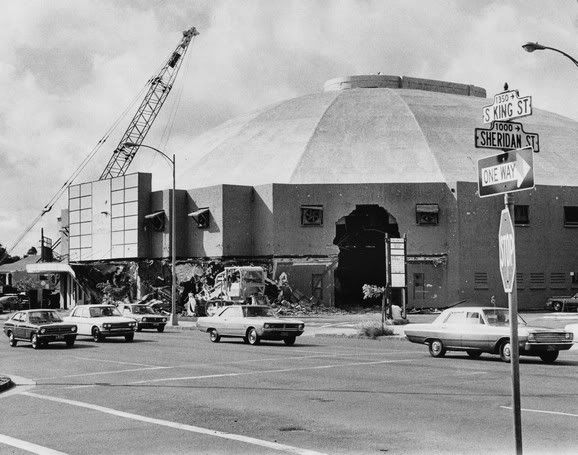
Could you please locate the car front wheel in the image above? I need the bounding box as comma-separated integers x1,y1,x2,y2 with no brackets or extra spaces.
8,332,17,347
428,339,446,358
209,329,220,343
66,337,75,348
92,327,103,342
31,333,41,350
157,325,165,333
247,328,260,346
539,351,559,363
499,341,511,362
125,333,134,342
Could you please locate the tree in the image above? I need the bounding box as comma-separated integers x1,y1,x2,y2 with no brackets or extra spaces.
26,246,38,256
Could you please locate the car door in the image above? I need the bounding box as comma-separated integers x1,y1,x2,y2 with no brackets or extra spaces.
461,311,488,350
9,312,24,338
215,307,235,336
227,307,245,336
437,310,467,348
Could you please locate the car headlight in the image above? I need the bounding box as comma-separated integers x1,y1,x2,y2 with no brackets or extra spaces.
71,326,77,333
161,318,166,323
129,322,135,327
566,333,573,340
264,323,271,329
299,324,304,330
527,333,536,342
103,323,111,329
39,328,46,334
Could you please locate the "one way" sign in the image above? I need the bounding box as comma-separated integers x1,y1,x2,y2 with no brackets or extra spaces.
477,147,534,198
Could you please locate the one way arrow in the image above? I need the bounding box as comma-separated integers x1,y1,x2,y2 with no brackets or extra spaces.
515,154,531,187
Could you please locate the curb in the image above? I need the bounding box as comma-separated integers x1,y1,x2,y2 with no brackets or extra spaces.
0,376,14,393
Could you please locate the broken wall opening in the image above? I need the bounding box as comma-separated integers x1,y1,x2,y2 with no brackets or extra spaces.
333,204,400,309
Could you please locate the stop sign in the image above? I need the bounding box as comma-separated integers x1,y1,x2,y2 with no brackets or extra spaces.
498,208,516,293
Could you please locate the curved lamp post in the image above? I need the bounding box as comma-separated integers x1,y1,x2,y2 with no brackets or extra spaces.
522,42,578,67
124,142,178,326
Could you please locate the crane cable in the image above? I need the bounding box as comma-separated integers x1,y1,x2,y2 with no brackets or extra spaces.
6,79,152,254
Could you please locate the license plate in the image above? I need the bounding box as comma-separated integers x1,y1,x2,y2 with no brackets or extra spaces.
55,335,65,340
279,332,288,337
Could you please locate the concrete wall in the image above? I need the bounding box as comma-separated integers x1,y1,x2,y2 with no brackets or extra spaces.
457,181,578,310
222,185,253,256
185,185,224,258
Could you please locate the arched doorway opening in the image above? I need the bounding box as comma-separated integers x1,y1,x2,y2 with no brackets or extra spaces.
333,204,400,310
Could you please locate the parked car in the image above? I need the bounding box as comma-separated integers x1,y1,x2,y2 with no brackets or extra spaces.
196,305,305,345
0,294,29,312
120,303,167,332
63,304,136,342
404,306,573,363
564,323,578,341
545,293,578,312
3,309,77,349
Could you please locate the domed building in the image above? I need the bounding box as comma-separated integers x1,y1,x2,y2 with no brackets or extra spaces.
62,74,578,311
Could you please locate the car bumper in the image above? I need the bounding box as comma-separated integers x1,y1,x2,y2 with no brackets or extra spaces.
260,329,304,340
100,329,135,337
523,342,573,353
138,322,166,329
39,334,76,342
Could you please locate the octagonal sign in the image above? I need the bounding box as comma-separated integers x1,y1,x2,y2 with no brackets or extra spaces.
499,208,516,293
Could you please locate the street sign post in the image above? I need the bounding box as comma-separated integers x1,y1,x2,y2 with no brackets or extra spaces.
477,146,534,198
475,121,539,152
482,90,532,124
499,208,516,293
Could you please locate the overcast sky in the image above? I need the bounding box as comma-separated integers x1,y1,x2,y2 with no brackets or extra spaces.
1,0,576,256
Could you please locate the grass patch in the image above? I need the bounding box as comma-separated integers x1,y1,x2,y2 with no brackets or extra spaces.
358,320,395,339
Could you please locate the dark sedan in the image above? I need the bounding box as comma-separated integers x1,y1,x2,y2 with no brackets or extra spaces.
3,309,78,349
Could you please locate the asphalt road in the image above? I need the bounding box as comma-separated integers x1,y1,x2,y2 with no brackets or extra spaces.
1,314,577,455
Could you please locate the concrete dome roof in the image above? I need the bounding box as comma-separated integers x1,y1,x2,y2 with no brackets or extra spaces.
179,75,578,190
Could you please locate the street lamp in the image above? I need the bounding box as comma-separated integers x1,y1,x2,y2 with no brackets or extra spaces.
124,142,178,326
522,42,578,67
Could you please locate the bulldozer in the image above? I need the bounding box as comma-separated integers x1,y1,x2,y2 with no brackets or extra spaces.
195,266,268,316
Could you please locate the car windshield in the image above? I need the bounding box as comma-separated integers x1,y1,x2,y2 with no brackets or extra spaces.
89,306,121,317
28,311,63,324
483,309,526,326
131,306,155,314
244,306,275,318
241,269,264,283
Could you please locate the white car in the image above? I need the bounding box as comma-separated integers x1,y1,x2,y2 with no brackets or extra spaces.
64,304,136,342
564,323,578,342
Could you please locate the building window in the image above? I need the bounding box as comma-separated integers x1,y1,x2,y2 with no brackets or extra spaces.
549,272,566,289
416,204,439,226
514,205,529,225
564,206,578,227
474,272,488,289
529,272,546,289
301,205,323,226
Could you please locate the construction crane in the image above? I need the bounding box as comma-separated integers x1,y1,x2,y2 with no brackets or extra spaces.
99,26,199,180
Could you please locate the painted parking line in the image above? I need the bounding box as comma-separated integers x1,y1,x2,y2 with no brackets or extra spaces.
0,434,68,455
67,355,161,367
36,366,172,381
500,406,578,418
130,358,416,385
21,391,327,455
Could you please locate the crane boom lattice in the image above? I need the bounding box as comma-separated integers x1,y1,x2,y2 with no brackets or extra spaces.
99,26,198,180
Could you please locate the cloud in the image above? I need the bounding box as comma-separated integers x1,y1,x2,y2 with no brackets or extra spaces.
0,0,576,254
